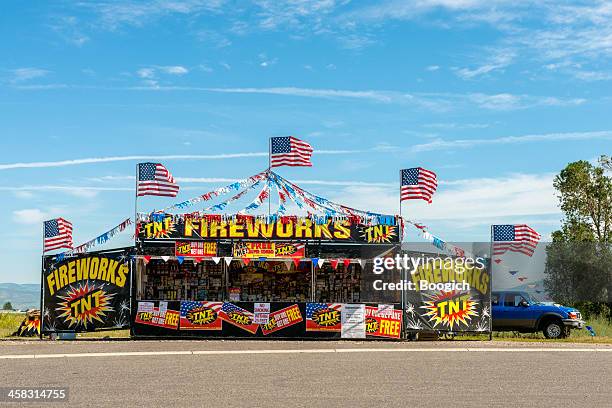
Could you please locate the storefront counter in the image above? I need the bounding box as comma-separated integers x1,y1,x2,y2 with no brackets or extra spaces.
132,300,403,340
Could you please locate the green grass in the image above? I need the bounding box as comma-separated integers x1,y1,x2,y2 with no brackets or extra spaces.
0,312,25,337
456,316,612,344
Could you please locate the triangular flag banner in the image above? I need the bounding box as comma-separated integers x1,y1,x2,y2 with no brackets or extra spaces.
343,259,351,268
293,258,300,268
143,256,151,264
317,258,325,268
161,256,170,262
177,256,184,264
212,257,221,265
311,258,319,267
494,259,502,264
284,260,293,270
330,259,339,269
224,257,233,266
359,259,367,269
194,257,203,265
242,258,250,266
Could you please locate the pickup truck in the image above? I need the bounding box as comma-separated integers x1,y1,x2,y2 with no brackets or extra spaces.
492,291,584,339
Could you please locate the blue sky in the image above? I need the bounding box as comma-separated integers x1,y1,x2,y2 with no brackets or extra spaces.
1,1,611,283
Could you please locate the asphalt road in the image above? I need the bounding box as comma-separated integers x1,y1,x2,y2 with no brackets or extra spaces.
1,340,611,408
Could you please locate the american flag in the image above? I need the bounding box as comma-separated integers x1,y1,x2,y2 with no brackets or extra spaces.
493,224,541,257
43,218,73,252
270,136,313,168
137,162,179,197
400,167,438,203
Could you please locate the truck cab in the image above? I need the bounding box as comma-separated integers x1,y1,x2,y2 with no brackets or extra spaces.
492,291,584,339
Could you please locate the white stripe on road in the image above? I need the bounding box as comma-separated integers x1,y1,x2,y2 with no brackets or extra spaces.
0,347,610,360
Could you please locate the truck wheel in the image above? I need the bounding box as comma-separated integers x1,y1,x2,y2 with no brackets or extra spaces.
543,320,564,339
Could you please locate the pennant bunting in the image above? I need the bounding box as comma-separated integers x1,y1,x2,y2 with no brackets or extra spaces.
212,257,221,265
162,171,268,212
224,257,233,266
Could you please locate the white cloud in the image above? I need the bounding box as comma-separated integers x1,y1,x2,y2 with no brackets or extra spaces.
10,68,49,83
13,191,35,199
202,86,399,102
426,65,440,71
326,172,559,223
13,209,50,225
136,66,188,81
454,49,516,79
137,68,155,79
412,130,612,152
80,0,226,30
158,65,189,75
0,149,360,171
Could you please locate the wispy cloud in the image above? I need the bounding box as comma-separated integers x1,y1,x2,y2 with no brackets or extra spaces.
9,68,49,83
0,149,361,171
412,130,612,152
454,48,516,79
79,0,226,30
201,87,398,102
13,209,52,225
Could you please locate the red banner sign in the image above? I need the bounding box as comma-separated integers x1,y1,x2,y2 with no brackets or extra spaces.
179,301,222,330
135,302,179,330
365,306,402,339
261,304,303,335
175,241,217,257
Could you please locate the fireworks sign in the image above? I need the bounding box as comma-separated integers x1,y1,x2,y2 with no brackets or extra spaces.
404,257,491,333
140,216,399,244
42,252,132,333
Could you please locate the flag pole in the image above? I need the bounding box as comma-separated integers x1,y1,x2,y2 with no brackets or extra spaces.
135,163,139,248
268,138,271,217
39,221,45,340
489,224,494,341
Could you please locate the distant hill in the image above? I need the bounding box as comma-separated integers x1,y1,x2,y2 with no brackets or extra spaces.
0,283,40,310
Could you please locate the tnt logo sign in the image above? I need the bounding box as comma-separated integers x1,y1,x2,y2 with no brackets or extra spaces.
361,225,397,243
56,283,114,328
421,292,478,330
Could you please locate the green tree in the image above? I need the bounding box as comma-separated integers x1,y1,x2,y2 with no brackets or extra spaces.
2,301,13,310
544,156,612,317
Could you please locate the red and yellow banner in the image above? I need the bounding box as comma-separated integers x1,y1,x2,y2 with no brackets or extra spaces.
175,241,217,257
232,242,305,259
179,301,222,330
135,302,179,330
365,306,402,339
261,304,303,335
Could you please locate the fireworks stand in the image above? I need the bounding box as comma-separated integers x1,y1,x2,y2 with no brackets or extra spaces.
40,170,491,340
131,212,405,339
